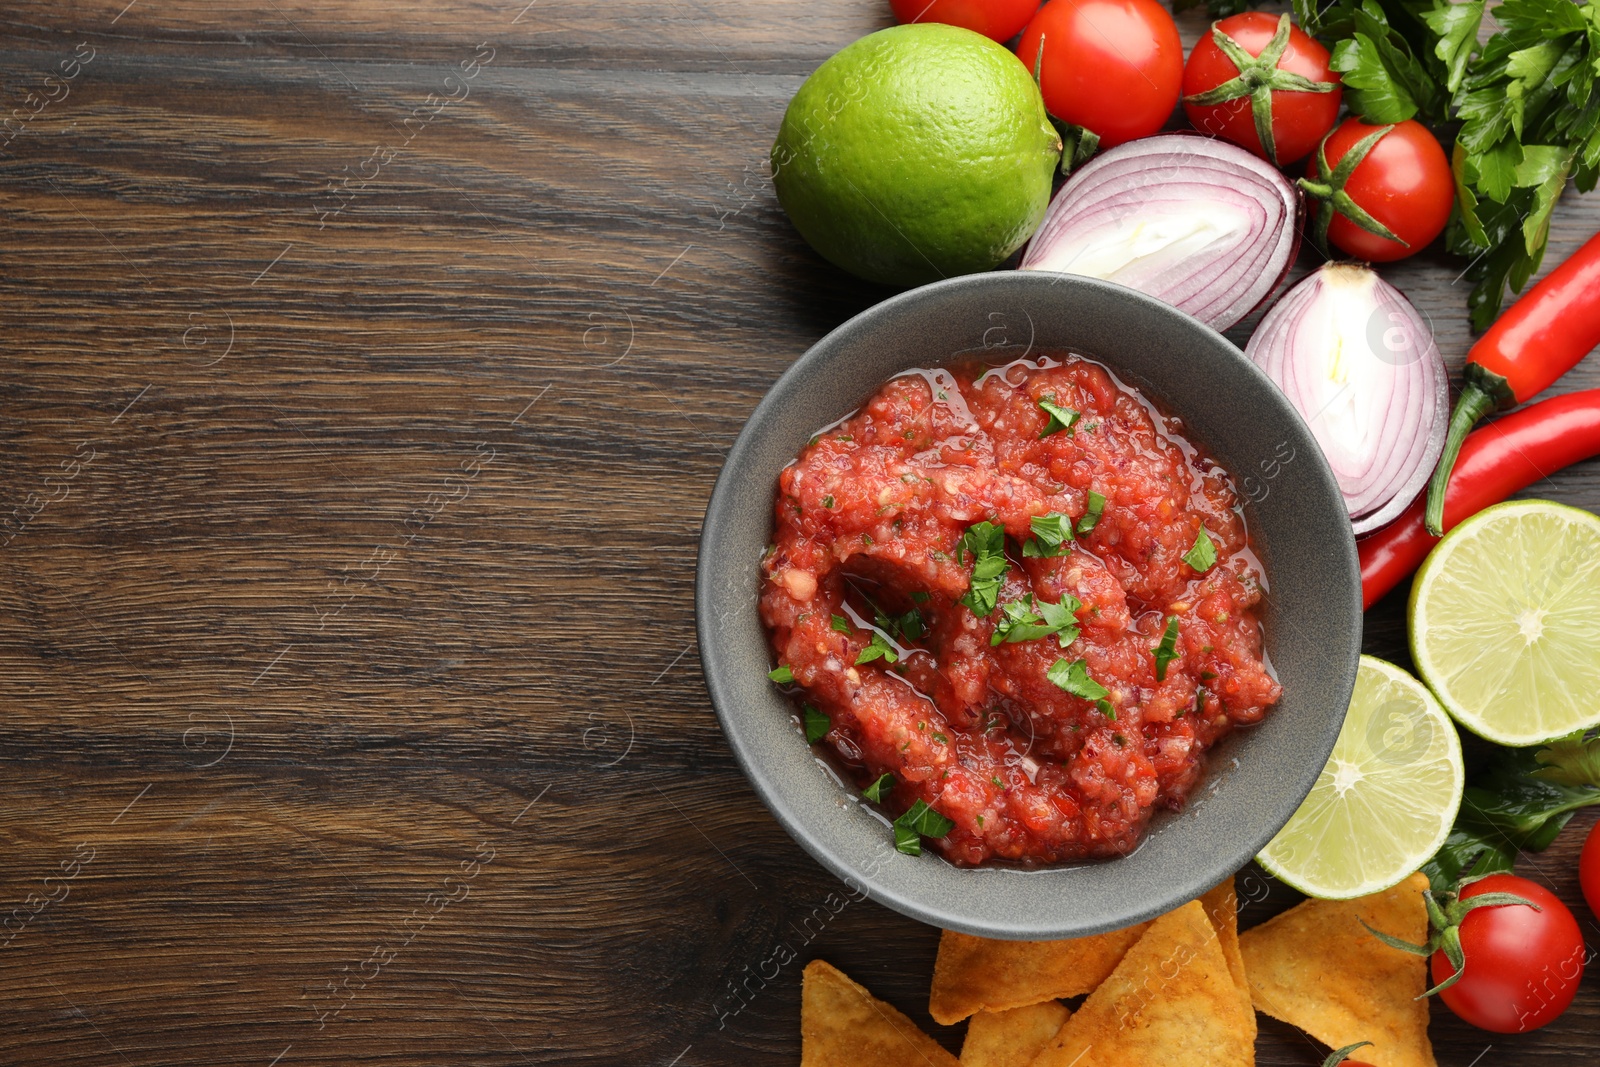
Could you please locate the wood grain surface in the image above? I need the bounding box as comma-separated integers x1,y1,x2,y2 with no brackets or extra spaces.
2,2,1598,1065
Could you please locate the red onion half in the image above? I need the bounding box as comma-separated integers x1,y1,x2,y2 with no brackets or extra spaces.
1245,263,1448,536
1019,134,1300,330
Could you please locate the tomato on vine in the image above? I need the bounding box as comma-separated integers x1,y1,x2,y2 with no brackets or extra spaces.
1182,12,1340,166
1301,118,1453,262
1369,872,1584,1033
1017,0,1183,152
889,0,1043,42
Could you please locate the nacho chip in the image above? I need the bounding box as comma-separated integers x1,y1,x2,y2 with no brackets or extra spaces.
1198,876,1255,1043
959,1001,1071,1067
1238,872,1435,1067
1031,900,1256,1067
802,959,960,1067
928,922,1151,1024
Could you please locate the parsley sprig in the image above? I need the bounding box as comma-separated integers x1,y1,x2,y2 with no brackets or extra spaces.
1290,0,1600,326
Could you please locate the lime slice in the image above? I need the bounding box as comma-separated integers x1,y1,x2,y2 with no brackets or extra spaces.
1257,656,1463,899
1410,499,1600,746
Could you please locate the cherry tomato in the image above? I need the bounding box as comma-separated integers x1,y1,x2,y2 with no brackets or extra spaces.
1305,118,1453,262
1181,11,1340,165
889,0,1043,41
1581,819,1600,916
1016,0,1183,148
1430,874,1585,1033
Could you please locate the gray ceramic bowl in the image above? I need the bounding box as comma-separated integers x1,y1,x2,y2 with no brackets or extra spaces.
696,272,1360,939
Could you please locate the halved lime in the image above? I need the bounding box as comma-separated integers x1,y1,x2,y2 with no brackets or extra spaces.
1410,499,1600,746
1257,656,1463,899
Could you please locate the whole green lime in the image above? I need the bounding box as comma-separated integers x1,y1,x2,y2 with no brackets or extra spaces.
772,24,1061,288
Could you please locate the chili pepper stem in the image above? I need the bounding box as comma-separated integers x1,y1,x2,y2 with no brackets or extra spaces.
1425,372,1515,535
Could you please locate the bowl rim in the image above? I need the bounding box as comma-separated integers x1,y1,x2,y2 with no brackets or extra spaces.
696,271,1360,939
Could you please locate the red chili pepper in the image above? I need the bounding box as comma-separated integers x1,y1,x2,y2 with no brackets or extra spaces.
1363,389,1600,608
1424,231,1600,534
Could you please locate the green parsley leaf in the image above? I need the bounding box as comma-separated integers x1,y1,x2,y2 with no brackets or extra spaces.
1022,512,1074,558
855,631,899,665
1422,0,1485,94
910,591,930,604
862,772,895,802
1078,491,1106,535
1154,615,1181,682
830,614,853,634
1533,730,1600,788
991,594,1082,647
896,608,926,641
955,520,1008,617
1037,396,1081,437
803,704,829,743
768,665,794,683
821,495,835,508
892,799,956,855
1183,527,1218,572
1047,657,1112,716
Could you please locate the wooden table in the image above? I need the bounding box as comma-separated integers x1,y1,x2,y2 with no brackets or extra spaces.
2,2,1597,1064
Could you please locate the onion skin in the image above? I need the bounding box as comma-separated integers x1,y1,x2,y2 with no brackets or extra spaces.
1019,133,1300,330
1244,263,1447,535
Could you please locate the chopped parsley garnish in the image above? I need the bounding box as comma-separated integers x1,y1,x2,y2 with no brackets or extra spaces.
1077,490,1106,535
1183,527,1217,572
830,614,853,634
1022,512,1074,558
1037,396,1081,438
855,631,899,665
990,594,1081,648
955,520,1008,617
1047,657,1116,719
990,775,1003,788
862,772,894,802
892,799,956,856
932,732,949,745
803,704,829,743
1153,615,1181,682
768,665,794,684
874,605,925,643
822,495,835,508
896,608,926,640
910,591,930,604
1201,670,1216,680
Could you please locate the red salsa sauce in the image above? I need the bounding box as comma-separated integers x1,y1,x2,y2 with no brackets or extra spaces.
760,355,1280,866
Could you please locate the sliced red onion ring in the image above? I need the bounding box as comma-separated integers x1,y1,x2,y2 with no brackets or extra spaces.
1019,134,1300,330
1245,263,1448,536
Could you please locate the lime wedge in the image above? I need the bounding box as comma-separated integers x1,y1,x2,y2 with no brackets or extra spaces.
1257,656,1463,899
1410,499,1600,746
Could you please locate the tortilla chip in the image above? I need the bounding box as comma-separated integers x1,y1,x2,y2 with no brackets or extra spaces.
959,1002,1072,1067
928,922,1151,1024
802,959,959,1067
1031,900,1256,1067
1198,876,1255,1043
1238,873,1435,1067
